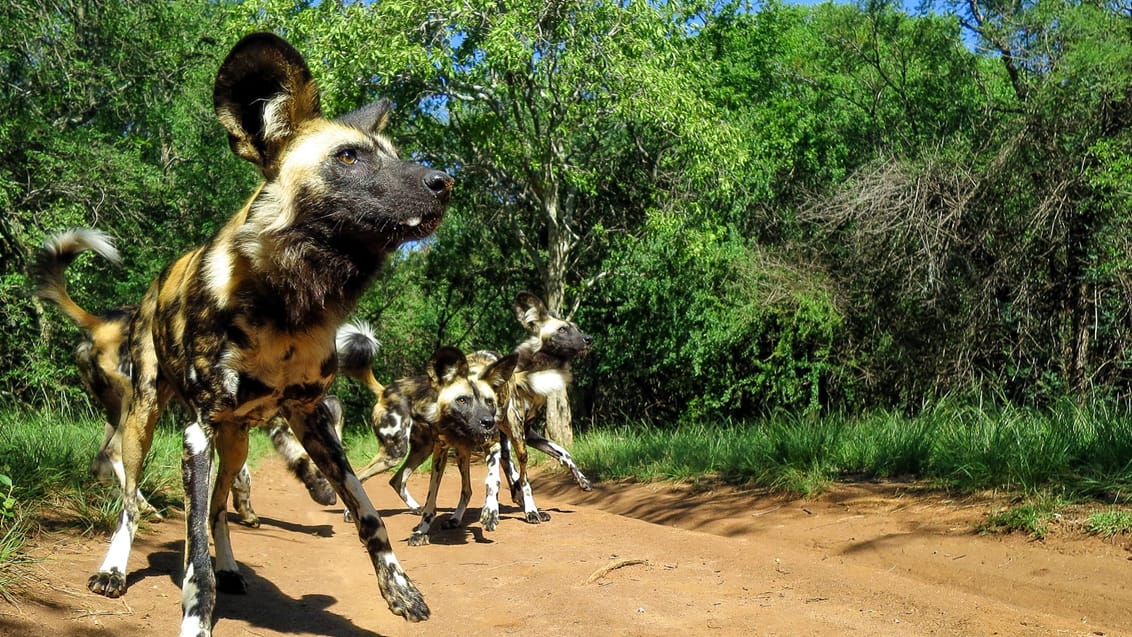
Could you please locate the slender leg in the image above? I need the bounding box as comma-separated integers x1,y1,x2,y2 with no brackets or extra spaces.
230,464,259,527
408,442,448,546
92,411,163,518
290,399,429,621
389,437,433,514
180,421,216,637
479,441,502,531
268,417,337,505
507,410,548,524
210,422,249,595
87,389,160,598
526,430,592,491
442,446,473,530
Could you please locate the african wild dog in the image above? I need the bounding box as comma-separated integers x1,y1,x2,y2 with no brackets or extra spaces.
479,291,593,529
30,33,450,635
32,238,340,528
341,325,517,528
396,347,516,546
342,293,592,530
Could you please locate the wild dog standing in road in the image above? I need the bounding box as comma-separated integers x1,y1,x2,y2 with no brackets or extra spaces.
30,32,450,636
32,237,340,527
340,324,518,523
479,291,593,529
396,347,516,546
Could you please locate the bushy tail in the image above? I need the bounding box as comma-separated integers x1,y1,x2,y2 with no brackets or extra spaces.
335,321,384,396
29,229,120,331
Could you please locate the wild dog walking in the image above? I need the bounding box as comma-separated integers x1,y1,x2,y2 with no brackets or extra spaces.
30,33,450,635
339,325,518,530
396,347,516,546
31,239,340,527
342,293,592,530
480,291,593,529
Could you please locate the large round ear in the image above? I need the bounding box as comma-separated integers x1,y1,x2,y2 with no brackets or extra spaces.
335,98,393,135
427,346,469,386
213,32,321,175
514,291,549,333
480,352,518,390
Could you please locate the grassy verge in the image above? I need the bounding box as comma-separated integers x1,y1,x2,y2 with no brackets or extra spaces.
0,408,280,601
6,397,1132,600
570,400,1132,498
564,399,1132,538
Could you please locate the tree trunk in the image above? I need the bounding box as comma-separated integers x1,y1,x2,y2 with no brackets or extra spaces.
544,388,574,448
540,174,574,448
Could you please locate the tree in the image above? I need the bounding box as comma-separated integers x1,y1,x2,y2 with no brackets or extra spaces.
0,0,242,407
235,0,745,436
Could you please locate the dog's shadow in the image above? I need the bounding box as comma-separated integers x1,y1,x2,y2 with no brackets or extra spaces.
419,513,496,546
132,543,387,637
246,514,336,538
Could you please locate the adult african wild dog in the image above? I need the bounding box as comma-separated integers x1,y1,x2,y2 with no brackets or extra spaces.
31,234,340,528
343,292,592,530
398,347,516,546
31,33,450,636
480,291,593,529
341,325,517,532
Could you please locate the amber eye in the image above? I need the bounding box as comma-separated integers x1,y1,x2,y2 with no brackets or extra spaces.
336,148,358,165
456,396,470,406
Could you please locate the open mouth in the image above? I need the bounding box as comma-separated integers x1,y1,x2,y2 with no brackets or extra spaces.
398,211,443,238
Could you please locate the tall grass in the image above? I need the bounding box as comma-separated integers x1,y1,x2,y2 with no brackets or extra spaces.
571,399,1132,500
0,408,284,601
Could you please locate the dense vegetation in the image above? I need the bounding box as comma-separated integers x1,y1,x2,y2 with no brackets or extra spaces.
6,0,1132,428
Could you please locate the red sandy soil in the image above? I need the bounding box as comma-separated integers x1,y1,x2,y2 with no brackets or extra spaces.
2,455,1131,636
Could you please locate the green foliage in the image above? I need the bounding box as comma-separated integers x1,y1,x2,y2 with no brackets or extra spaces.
0,0,250,407
592,211,843,422
1085,509,1132,539
978,501,1059,540
4,0,1132,425
0,466,32,603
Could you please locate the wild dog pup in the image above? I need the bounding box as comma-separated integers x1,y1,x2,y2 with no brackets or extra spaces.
32,238,340,528
31,33,450,635
399,348,516,546
480,291,593,529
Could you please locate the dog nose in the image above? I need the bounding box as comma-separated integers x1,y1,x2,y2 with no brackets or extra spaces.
480,416,495,430
584,335,594,345
423,170,453,201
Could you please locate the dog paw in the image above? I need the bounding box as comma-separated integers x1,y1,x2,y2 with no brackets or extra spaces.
479,509,499,531
509,484,523,505
87,568,128,598
407,532,431,547
216,569,247,594
236,511,261,528
376,563,430,622
305,476,338,506
525,510,551,524
576,474,593,491
440,516,463,530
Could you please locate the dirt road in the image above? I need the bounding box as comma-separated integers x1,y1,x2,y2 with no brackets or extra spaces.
2,455,1131,636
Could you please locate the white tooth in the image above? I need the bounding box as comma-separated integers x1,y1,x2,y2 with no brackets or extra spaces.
405,216,422,227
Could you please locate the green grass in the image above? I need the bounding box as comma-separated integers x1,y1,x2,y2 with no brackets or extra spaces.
1085,508,1132,538
6,397,1132,600
977,501,1060,540
569,399,1132,503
